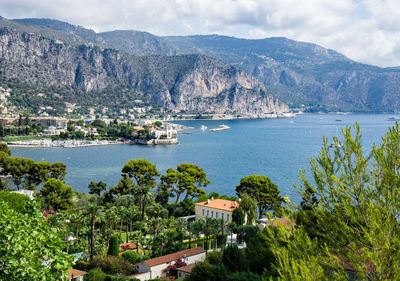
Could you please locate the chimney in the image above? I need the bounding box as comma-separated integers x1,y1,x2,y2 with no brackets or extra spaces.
206,199,210,204
211,197,214,201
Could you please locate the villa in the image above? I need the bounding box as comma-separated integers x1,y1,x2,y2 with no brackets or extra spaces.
195,198,239,222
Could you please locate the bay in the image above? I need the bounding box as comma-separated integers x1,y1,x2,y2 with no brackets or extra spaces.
10,114,397,201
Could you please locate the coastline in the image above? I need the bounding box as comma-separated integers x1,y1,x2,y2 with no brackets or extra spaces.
170,112,296,121
7,139,127,148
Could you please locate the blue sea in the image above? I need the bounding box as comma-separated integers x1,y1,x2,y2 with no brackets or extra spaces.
10,114,397,201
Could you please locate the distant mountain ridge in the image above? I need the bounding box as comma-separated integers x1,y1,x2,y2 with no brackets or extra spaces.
3,17,400,112
0,18,287,115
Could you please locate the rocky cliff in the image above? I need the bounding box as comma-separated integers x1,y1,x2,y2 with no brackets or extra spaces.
0,23,288,115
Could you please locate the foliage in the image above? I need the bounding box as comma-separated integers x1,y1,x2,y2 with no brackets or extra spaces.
0,201,72,280
0,142,11,155
107,234,120,256
89,256,135,275
232,208,245,226
222,245,248,272
158,163,208,215
238,193,257,225
236,175,282,217
85,268,107,281
121,250,141,264
40,178,74,210
226,272,261,281
121,159,159,219
0,190,31,212
88,181,107,196
245,227,276,275
188,261,227,281
0,152,66,189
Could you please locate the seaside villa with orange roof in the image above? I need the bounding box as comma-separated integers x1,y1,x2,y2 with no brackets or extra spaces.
195,198,240,222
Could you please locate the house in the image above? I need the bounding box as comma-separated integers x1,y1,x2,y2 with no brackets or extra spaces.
68,268,86,281
195,198,239,222
134,247,206,280
177,263,197,280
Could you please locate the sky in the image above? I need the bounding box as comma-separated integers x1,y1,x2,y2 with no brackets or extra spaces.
2,0,400,67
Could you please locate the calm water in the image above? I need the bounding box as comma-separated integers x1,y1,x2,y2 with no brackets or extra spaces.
10,114,397,201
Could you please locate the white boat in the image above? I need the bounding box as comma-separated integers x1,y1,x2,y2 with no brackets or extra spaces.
210,124,230,132
200,125,208,131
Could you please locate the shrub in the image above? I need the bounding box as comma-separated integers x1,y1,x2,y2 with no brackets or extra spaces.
222,245,248,272
0,190,30,212
89,256,135,275
121,250,141,264
85,268,106,281
107,234,120,256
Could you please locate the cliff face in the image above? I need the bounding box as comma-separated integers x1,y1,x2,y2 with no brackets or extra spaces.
0,26,288,115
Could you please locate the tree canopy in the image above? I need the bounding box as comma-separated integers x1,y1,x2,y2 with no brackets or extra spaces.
40,178,74,211
0,201,71,280
236,175,281,217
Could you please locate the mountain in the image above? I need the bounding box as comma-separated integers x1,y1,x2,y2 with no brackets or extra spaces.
162,35,400,112
0,21,287,116
3,16,400,113
76,27,400,112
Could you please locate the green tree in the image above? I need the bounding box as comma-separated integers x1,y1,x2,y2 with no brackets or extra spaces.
121,159,159,219
49,162,67,180
238,193,257,225
0,201,72,280
232,208,245,226
114,175,134,195
222,245,248,272
271,124,400,280
108,234,120,256
236,175,281,217
158,163,208,216
85,204,103,261
88,181,107,196
40,179,74,211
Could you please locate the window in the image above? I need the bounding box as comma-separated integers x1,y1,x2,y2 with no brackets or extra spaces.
222,213,224,220
227,214,230,221
211,211,214,217
207,210,209,217
216,212,218,218
202,209,205,216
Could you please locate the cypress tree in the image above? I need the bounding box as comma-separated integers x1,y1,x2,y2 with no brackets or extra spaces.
108,234,120,256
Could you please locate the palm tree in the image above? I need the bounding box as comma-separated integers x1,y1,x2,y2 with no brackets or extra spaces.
85,204,102,261
202,218,214,253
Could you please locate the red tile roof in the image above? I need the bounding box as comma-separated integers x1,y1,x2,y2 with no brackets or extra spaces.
195,199,239,212
68,268,86,279
144,247,205,267
177,263,196,273
119,242,137,251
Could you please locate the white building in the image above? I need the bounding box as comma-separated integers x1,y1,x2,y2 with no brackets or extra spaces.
134,247,205,281
152,125,177,140
195,198,239,223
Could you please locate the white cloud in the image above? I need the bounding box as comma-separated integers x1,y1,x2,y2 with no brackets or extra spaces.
2,0,400,67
